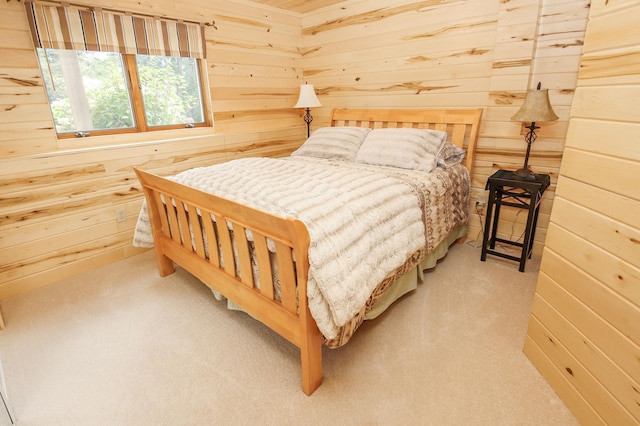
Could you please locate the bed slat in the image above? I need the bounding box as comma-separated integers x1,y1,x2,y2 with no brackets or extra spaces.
153,192,170,239
450,123,467,148
176,200,191,246
167,199,182,244
434,123,447,132
217,216,236,276
276,240,297,313
234,224,254,287
253,232,275,300
187,204,206,258
201,214,219,267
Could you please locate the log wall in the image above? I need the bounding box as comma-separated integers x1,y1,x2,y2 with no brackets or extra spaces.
524,0,640,423
0,0,588,301
0,0,305,299
299,0,588,254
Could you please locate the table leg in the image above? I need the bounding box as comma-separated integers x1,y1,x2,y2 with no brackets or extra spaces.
489,189,502,250
519,192,539,272
481,186,495,261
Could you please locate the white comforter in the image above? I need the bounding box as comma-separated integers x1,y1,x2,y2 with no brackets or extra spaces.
134,156,467,339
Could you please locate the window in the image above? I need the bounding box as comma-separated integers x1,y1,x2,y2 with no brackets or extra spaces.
136,55,204,128
25,1,209,138
37,49,207,137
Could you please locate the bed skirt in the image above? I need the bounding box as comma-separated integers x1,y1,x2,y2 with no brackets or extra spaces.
365,224,467,320
207,224,467,348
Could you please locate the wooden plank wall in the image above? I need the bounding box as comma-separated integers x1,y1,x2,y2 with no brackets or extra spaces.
300,0,588,253
524,0,640,424
0,0,306,300
0,0,589,302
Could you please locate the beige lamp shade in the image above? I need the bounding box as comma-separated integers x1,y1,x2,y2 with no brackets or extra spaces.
511,87,558,123
294,84,321,108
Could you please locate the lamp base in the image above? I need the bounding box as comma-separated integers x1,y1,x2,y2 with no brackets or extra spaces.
513,167,536,181
303,107,313,138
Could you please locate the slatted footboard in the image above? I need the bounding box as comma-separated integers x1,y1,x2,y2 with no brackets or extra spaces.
134,167,324,395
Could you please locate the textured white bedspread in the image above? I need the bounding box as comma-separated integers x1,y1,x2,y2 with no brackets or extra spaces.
134,156,468,339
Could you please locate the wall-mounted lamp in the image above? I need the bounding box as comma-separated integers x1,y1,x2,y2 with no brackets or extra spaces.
510,82,558,180
294,83,322,138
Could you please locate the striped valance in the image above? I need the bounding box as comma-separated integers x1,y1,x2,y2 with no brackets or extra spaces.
24,1,206,59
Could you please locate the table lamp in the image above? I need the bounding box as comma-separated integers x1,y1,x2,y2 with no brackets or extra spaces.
510,82,558,179
294,83,322,138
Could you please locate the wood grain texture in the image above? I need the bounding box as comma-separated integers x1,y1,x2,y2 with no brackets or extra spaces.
0,0,305,301
0,0,588,306
524,0,640,424
298,0,586,254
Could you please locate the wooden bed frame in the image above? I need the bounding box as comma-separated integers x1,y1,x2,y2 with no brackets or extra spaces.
134,108,482,395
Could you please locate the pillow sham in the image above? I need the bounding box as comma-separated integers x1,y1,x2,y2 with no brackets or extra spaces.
290,126,372,161
355,128,447,173
437,142,466,168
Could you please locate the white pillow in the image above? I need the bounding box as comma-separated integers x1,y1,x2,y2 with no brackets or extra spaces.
290,126,372,161
355,128,447,172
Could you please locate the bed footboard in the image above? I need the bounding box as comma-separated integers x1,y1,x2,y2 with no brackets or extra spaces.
134,167,323,395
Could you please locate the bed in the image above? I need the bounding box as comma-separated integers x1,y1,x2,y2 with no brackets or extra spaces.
132,108,482,395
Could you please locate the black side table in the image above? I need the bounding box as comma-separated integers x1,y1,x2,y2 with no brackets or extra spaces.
480,170,550,272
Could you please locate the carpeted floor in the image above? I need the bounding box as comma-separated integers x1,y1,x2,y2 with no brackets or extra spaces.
0,241,577,425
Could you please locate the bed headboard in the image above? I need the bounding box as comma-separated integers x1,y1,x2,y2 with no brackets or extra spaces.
330,108,482,171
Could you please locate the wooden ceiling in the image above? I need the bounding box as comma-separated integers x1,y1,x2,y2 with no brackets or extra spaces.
248,0,346,13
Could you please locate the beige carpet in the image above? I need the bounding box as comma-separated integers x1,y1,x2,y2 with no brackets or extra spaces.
0,242,578,425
